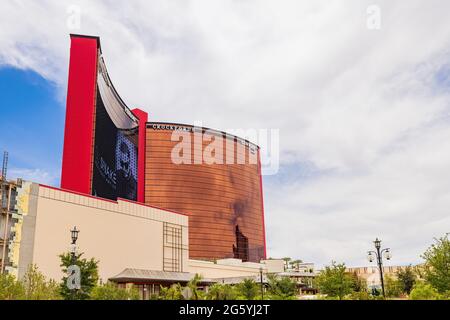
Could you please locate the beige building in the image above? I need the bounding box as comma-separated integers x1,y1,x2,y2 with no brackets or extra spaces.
346,266,408,289
2,180,282,282
187,259,268,279
2,178,317,299
3,181,188,282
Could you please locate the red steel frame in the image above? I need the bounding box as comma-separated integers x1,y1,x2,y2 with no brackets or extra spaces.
258,150,267,259
61,35,99,195
132,108,148,203
61,34,147,203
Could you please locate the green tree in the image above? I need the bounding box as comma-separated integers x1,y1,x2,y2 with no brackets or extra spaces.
266,274,297,300
159,284,184,300
315,262,354,300
205,283,237,300
409,282,442,300
235,278,259,300
384,275,402,298
396,265,416,295
349,272,367,293
345,290,374,300
90,282,139,300
59,252,99,300
421,234,450,293
0,273,25,300
22,264,61,300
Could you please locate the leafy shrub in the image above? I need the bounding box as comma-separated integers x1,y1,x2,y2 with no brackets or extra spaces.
409,282,441,300
90,282,139,300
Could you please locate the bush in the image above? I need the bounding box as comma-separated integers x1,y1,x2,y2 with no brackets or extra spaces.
22,264,61,300
266,274,297,300
385,275,402,298
421,234,450,293
90,282,139,300
409,282,441,300
205,283,237,300
235,279,259,300
0,265,61,300
0,273,25,300
345,291,371,300
158,284,184,300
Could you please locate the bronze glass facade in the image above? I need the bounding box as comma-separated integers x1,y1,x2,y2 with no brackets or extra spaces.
144,123,265,262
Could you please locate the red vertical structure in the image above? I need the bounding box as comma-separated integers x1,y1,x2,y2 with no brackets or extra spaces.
61,35,99,194
61,34,147,203
132,109,148,203
258,151,267,259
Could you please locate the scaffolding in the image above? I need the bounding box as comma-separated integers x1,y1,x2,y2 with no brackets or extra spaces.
0,151,21,274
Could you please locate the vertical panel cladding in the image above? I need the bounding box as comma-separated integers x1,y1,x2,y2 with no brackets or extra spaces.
144,123,265,262
61,35,99,194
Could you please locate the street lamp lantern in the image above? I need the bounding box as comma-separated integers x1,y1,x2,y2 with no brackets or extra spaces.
71,226,79,245
367,238,392,298
383,249,392,260
374,238,381,249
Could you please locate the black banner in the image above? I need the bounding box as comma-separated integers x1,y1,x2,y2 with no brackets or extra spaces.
92,89,138,201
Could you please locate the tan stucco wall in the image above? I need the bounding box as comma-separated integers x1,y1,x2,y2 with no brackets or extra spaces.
29,185,188,281
261,259,285,273
346,266,406,287
187,259,266,279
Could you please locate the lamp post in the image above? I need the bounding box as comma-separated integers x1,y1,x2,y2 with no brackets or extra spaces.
367,238,392,298
69,226,80,299
259,267,264,300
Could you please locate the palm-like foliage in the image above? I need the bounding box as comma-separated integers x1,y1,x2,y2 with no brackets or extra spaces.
205,283,237,300
235,278,259,300
159,283,184,300
186,274,203,300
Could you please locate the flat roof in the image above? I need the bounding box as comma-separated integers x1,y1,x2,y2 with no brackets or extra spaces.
109,268,215,284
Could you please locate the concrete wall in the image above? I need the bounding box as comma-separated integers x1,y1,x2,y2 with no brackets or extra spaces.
20,184,188,282
346,266,406,288
261,259,285,273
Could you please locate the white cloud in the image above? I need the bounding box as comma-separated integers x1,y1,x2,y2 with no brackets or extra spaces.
1,0,450,266
8,168,58,186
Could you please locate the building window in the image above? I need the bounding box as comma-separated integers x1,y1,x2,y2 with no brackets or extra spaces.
163,222,186,272
233,225,249,262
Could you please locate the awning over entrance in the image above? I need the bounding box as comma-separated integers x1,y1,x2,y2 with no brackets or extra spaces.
109,268,216,285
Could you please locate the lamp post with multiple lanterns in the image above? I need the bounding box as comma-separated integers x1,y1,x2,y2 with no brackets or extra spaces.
367,238,392,298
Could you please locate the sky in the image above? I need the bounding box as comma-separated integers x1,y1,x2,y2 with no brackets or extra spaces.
1,0,450,267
